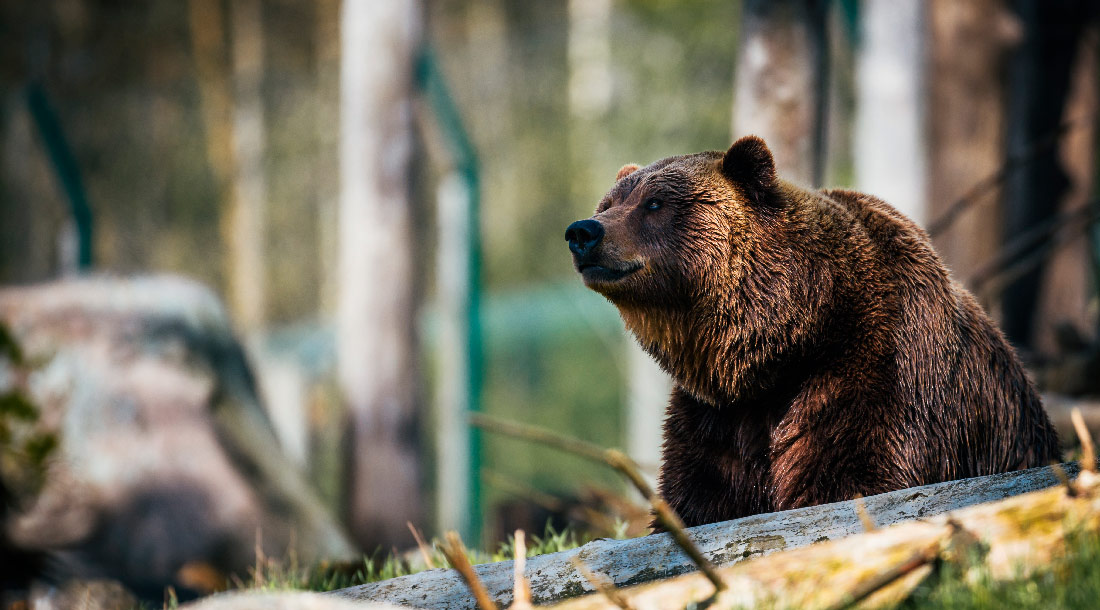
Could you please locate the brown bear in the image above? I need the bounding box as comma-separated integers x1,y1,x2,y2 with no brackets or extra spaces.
565,135,1061,527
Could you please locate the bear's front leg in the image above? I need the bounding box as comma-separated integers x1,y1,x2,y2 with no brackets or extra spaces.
656,386,776,527
766,390,920,511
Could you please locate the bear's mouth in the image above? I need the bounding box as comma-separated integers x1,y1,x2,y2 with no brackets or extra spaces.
578,261,643,283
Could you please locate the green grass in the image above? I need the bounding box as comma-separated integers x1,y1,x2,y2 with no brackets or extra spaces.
898,529,1100,609
235,522,598,593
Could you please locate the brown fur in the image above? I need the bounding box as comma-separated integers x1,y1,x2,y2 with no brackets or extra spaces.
567,136,1061,527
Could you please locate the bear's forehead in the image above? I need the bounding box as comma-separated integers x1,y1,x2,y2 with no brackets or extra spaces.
607,151,723,204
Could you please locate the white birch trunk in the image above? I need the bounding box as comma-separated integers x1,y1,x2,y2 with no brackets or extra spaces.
855,0,927,224
732,1,828,187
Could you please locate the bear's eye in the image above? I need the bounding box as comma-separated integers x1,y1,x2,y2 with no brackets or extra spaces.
644,198,662,211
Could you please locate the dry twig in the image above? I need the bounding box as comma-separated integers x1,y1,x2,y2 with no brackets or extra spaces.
853,495,876,532
439,531,497,610
510,530,533,610
1050,462,1077,497
407,522,436,570
927,116,1091,237
969,204,1100,295
1072,407,1096,473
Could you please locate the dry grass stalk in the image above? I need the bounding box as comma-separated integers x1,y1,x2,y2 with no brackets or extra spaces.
407,522,436,570
509,530,533,610
853,495,876,531
1072,407,1096,472
570,557,635,610
439,531,497,610
1050,462,1077,497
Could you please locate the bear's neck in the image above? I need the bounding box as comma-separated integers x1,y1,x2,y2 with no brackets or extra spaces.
618,297,810,407
616,255,860,407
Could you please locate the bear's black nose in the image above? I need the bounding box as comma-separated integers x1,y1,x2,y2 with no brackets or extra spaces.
565,219,604,257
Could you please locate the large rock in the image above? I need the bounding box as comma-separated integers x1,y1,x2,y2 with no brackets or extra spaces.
0,276,355,600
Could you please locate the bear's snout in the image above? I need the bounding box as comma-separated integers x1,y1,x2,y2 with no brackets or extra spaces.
565,219,604,258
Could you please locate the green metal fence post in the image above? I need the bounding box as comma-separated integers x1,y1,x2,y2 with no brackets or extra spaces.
416,47,484,544
26,83,94,271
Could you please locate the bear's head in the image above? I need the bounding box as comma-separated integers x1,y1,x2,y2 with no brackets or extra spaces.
565,136,828,403
565,135,785,307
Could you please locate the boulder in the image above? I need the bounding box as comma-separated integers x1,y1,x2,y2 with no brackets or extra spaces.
0,275,355,600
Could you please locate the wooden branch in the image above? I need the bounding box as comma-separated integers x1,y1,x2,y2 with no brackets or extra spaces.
472,415,725,592
333,463,1080,609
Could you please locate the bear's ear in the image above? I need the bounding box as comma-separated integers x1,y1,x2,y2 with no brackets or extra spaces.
616,164,641,181
721,135,779,208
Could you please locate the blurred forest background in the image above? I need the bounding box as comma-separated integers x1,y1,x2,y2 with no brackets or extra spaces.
2,0,1100,599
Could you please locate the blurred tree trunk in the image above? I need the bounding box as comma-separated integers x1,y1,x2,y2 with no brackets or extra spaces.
1032,24,1099,357
926,0,1018,290
227,0,267,333
188,0,267,332
339,0,423,549
854,0,927,224
315,0,341,319
1000,0,1093,351
732,0,829,187
0,97,65,283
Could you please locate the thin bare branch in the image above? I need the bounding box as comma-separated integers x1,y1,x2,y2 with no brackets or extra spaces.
968,203,1098,289
927,116,1092,237
407,522,436,570
470,413,610,464
472,415,726,593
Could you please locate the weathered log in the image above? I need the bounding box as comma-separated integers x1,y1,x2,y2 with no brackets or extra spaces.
334,463,1078,609
548,468,1100,609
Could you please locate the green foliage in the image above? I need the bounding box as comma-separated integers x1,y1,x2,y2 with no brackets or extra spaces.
487,522,586,564
0,323,23,364
234,521,597,593
0,324,57,502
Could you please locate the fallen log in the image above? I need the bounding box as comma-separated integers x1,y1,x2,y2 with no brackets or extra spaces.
547,467,1100,609
333,463,1079,609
